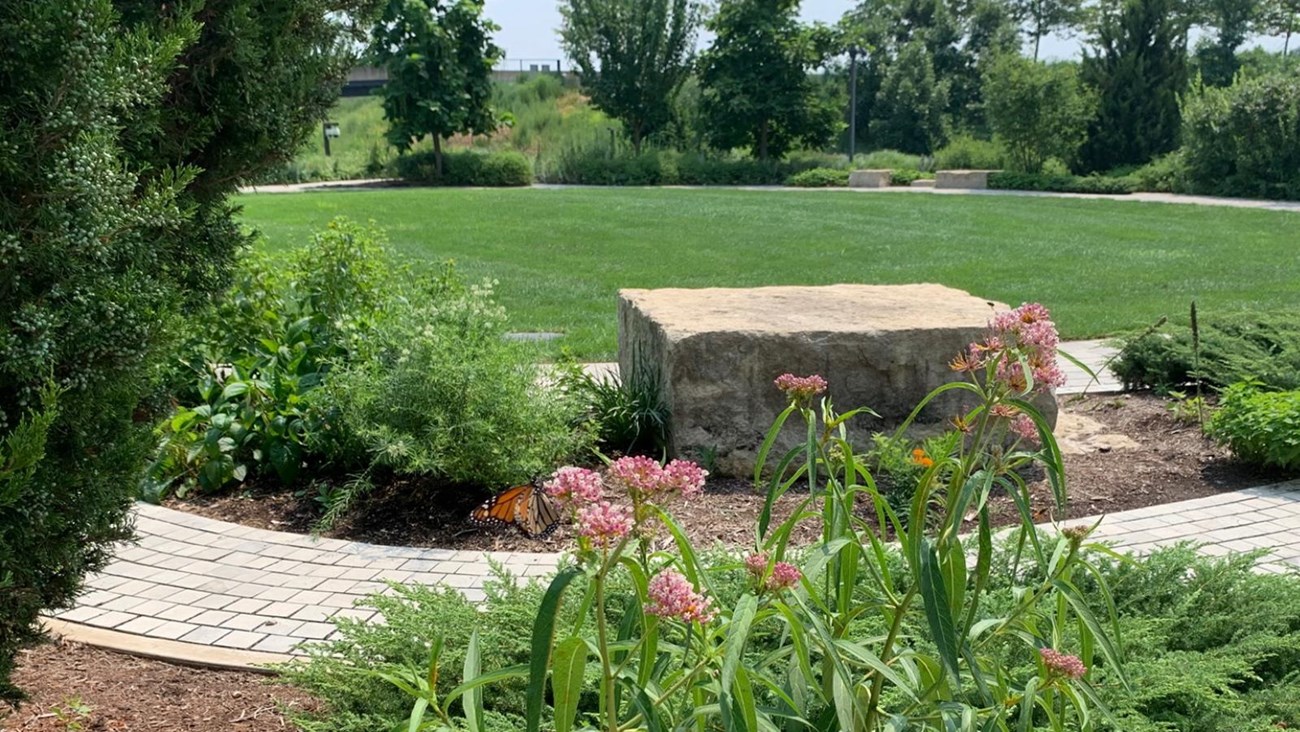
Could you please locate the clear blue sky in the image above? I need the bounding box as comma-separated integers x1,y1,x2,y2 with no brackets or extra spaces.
482,0,1283,65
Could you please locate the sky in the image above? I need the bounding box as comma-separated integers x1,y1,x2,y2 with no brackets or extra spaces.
483,0,1082,65
482,0,1285,67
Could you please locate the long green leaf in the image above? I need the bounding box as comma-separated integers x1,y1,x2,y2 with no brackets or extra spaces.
552,636,587,732
721,593,759,731
463,630,483,732
526,566,583,732
754,403,797,486
734,666,760,732
920,540,961,688
1053,579,1129,689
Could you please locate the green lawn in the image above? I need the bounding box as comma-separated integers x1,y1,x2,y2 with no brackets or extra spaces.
238,187,1298,359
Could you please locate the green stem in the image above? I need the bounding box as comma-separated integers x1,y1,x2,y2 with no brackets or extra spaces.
595,570,617,732
864,588,916,731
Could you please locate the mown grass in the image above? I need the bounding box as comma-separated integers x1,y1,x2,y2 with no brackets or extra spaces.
238,187,1298,359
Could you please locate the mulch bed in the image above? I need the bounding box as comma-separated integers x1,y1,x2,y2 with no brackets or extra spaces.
166,392,1295,552
2,641,318,731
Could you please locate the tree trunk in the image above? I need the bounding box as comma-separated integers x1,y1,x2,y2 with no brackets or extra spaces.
757,120,769,161
632,122,643,155
434,136,443,178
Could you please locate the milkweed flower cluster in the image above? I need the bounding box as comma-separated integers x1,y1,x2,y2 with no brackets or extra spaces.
744,552,802,593
646,568,715,624
955,303,1066,395
606,456,708,499
1040,648,1087,680
577,501,633,547
545,466,604,505
544,457,708,552
774,373,828,402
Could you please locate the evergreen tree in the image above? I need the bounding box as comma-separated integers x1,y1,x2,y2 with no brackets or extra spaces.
698,0,840,160
370,0,503,175
1079,0,1188,172
1,0,378,697
560,0,703,153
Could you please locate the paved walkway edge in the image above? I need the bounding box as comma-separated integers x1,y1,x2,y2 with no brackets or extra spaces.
41,618,292,673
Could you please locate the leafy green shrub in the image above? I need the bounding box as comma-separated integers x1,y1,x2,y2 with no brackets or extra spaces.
982,55,1095,173
1180,72,1300,200
1111,311,1300,391
1126,152,1189,193
1207,382,1300,470
889,168,933,185
786,167,849,187
855,148,929,171
320,271,590,513
542,147,670,185
988,171,1136,194
395,150,533,186
933,134,1006,170
145,220,396,499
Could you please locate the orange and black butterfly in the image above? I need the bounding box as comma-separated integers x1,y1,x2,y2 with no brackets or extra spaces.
470,483,562,538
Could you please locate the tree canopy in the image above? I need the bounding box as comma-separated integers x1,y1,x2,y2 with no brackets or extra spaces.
560,0,702,153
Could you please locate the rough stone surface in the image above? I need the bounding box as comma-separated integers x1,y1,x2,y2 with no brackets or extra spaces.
935,170,1000,189
848,169,891,188
909,179,937,188
617,284,1058,476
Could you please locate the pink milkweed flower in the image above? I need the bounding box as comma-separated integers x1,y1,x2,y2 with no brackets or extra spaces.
1040,648,1087,680
1010,414,1040,443
766,562,802,591
545,466,604,505
744,552,769,579
606,455,664,496
645,568,715,624
661,459,708,499
978,303,1068,395
577,501,632,547
774,373,828,402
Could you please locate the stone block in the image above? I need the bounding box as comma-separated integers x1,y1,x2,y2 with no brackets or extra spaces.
618,284,1057,477
934,169,1001,189
848,169,891,188
909,178,936,188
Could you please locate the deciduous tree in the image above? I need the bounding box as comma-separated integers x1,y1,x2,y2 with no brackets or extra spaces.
698,0,840,160
370,0,503,175
559,0,702,153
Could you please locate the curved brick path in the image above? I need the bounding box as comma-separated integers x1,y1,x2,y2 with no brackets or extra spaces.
51,481,1300,666
52,503,560,658
44,341,1300,667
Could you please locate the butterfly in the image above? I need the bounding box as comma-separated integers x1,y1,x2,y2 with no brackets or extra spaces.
469,483,562,538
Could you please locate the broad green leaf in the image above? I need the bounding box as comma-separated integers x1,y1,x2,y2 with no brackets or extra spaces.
552,636,587,732
720,593,759,731
463,631,483,732
526,566,583,732
920,540,961,688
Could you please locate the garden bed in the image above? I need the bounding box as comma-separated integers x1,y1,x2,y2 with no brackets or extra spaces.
165,392,1294,553
3,641,316,731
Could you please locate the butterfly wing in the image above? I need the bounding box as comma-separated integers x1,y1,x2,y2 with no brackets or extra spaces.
524,488,561,538
470,485,530,529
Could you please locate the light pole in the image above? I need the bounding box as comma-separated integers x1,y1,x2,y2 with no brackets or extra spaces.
848,46,861,164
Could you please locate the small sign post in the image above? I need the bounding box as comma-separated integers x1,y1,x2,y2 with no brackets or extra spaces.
323,121,341,156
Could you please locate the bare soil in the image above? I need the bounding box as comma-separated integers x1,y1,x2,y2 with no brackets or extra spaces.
166,392,1296,552
2,641,317,732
